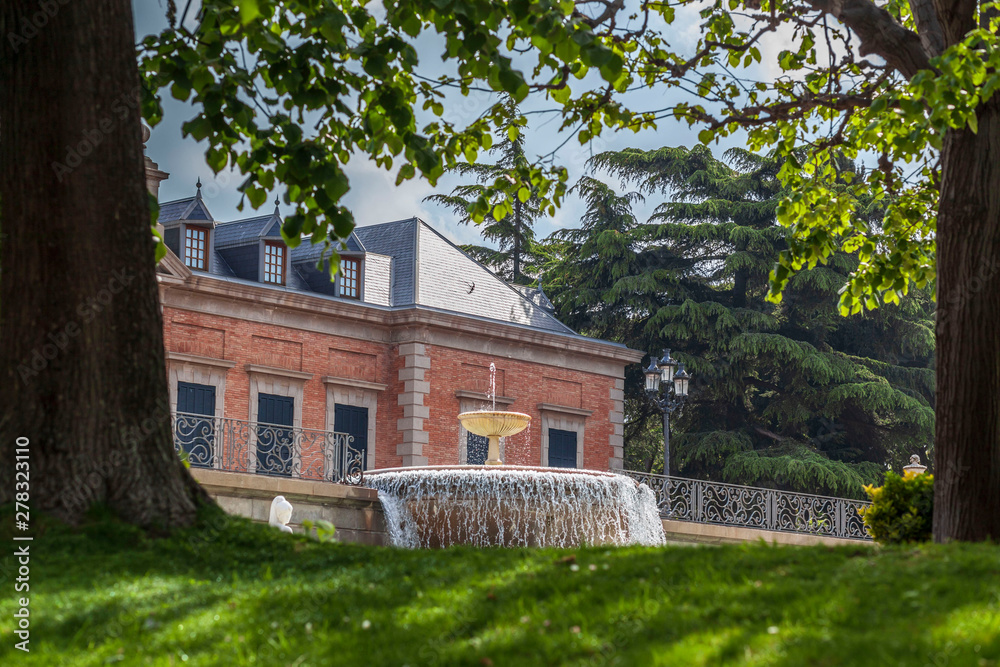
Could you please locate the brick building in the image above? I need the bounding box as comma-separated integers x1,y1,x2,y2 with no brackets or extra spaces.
147,150,642,479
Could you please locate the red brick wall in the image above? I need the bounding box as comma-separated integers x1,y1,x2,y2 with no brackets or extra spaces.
163,307,617,472
421,344,615,471
163,307,400,468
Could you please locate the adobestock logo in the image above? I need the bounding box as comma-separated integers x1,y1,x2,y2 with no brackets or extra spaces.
50,85,143,183
16,267,135,383
6,0,73,54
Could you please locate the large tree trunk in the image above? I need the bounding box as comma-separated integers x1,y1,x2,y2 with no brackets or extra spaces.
0,0,210,526
933,103,1000,542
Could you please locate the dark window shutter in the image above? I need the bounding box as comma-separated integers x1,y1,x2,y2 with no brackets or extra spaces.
176,382,216,468
548,428,577,468
467,432,488,465
334,404,369,470
257,393,294,477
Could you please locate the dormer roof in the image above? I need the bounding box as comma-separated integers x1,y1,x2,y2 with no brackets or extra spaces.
291,231,366,265
214,213,282,249
158,195,215,225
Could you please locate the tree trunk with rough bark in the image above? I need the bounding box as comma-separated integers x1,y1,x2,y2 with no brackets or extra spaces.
0,0,210,527
933,103,1000,542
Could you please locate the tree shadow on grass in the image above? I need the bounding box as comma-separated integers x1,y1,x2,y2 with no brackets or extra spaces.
2,507,999,666
173,541,1000,666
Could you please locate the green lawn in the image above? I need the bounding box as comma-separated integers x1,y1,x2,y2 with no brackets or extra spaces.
1,505,998,666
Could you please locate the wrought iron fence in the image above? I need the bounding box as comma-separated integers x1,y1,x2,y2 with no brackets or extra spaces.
621,470,872,541
171,412,364,484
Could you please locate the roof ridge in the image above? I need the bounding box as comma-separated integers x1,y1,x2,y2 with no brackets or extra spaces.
213,249,236,275
216,213,275,226
352,216,419,232
157,195,197,206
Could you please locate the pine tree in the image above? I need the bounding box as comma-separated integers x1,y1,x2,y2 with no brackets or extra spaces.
546,146,935,498
424,98,540,284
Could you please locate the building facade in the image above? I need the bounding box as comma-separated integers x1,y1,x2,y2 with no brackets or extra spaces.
148,154,642,479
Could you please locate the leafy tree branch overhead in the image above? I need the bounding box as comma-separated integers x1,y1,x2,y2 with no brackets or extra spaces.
154,0,949,308
144,0,585,270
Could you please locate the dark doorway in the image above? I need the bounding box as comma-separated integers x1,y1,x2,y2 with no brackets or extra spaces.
176,382,216,468
257,393,294,476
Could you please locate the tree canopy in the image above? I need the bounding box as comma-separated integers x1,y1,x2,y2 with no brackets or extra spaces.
545,146,936,497
148,0,948,303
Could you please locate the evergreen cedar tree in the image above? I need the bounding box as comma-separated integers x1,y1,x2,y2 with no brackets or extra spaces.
1,0,995,541
424,98,543,285
543,147,934,499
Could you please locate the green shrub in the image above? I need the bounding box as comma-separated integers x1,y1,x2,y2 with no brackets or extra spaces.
860,471,934,544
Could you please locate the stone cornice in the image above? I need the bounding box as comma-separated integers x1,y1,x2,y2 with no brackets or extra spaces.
166,351,237,369
322,375,388,392
389,309,643,365
245,364,314,381
537,403,594,418
454,390,516,406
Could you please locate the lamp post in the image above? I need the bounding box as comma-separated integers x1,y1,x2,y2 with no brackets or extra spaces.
644,349,692,477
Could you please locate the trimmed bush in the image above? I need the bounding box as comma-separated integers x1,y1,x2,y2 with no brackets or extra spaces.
860,471,934,544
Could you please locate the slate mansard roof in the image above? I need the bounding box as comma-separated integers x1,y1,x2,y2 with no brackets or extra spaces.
159,195,578,337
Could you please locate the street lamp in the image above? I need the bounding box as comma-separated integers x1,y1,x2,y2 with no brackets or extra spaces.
644,348,692,477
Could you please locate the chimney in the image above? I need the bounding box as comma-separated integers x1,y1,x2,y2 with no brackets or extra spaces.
142,124,169,200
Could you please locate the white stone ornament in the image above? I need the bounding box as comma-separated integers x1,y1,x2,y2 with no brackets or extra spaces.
269,495,293,533
903,454,928,476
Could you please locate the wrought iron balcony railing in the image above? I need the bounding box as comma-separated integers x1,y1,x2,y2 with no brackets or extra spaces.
621,470,872,541
171,412,364,484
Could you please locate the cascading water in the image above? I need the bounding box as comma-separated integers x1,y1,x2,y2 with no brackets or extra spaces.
366,466,666,548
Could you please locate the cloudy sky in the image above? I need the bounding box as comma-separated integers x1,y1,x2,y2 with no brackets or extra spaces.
134,1,760,248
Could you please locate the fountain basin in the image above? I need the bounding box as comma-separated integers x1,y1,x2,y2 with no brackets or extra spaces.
457,410,531,466
366,465,666,548
458,410,532,438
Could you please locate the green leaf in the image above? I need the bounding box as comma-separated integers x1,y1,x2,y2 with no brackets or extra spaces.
247,184,268,209
550,84,571,104
238,0,261,24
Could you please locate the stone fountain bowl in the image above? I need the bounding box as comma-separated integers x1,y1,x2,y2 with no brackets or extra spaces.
365,465,666,549
457,410,531,437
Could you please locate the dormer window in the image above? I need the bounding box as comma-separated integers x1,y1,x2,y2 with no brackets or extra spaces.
340,257,360,299
184,226,208,270
264,242,286,285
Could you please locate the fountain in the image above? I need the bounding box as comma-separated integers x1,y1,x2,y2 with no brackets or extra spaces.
365,408,666,548
458,410,531,465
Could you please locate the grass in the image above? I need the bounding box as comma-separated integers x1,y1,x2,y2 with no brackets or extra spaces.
0,505,998,666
